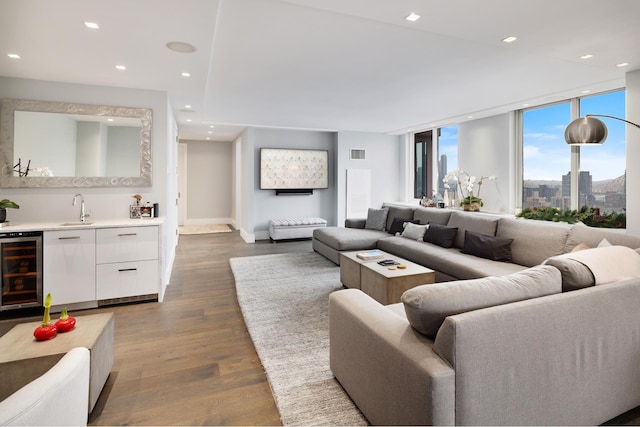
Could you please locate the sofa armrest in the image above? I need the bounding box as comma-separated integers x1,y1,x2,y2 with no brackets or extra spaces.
345,218,366,229
329,289,454,426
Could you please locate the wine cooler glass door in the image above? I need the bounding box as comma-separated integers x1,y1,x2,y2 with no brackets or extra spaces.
0,232,43,311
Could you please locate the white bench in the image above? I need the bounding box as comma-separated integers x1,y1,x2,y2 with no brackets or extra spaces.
269,217,327,241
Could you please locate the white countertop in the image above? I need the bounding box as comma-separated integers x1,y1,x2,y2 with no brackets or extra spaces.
0,217,164,232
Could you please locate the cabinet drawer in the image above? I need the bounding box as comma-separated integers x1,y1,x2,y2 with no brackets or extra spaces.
96,260,159,300
43,229,96,305
96,226,158,263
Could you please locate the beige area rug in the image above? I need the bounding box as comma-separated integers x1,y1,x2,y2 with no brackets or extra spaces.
178,224,232,235
230,252,368,426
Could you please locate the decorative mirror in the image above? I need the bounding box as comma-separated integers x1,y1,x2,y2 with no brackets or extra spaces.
0,98,152,187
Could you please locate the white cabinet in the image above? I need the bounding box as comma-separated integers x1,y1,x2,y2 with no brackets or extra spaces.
43,229,96,305
96,226,159,300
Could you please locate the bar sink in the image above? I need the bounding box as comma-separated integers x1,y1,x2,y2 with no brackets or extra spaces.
59,222,94,226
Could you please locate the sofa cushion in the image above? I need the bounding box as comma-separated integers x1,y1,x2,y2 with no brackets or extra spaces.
446,211,499,249
388,218,419,235
496,217,571,267
424,224,457,248
365,207,389,231
565,223,640,252
377,236,527,280
313,227,387,251
401,222,429,241
401,265,562,338
543,255,595,291
413,208,452,226
383,205,415,231
461,230,513,262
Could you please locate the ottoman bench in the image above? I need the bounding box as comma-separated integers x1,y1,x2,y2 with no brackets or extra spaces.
269,217,327,242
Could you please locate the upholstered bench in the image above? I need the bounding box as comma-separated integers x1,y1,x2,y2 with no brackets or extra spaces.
269,217,327,241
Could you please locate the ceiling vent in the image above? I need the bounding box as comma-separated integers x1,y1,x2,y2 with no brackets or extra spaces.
350,149,366,160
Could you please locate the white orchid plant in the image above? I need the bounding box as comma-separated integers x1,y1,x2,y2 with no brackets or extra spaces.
443,169,496,207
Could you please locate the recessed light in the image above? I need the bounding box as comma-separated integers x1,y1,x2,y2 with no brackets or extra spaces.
166,41,197,53
84,21,99,30
185,105,191,109
580,54,593,60
405,13,420,22
208,131,212,134
181,72,190,77
522,103,530,107
581,90,591,94
617,62,630,67
502,36,518,43
206,137,210,140
209,125,215,129
115,64,126,70
7,53,20,59
186,119,192,122
107,118,114,122
468,116,474,119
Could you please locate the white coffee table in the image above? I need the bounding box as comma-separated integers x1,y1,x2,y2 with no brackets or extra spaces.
340,250,435,304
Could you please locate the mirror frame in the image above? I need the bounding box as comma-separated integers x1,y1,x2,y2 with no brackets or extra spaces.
0,98,152,187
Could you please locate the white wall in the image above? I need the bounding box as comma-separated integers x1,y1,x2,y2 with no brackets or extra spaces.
457,113,514,213
0,76,176,299
335,131,404,225
625,70,640,234
180,140,233,225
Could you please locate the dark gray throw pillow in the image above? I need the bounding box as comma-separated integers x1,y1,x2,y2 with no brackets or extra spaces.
424,224,458,248
388,218,420,235
365,207,389,231
461,230,514,262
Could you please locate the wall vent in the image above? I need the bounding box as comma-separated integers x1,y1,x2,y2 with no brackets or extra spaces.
350,149,366,160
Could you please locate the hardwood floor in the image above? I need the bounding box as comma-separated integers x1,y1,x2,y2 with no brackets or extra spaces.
1,230,639,425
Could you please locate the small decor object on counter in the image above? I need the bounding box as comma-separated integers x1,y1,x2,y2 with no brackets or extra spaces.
130,205,142,219
0,198,19,223
132,194,143,206
55,307,76,333
33,293,57,341
443,169,497,212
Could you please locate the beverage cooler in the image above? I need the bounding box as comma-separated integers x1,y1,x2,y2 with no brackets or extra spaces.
0,231,43,311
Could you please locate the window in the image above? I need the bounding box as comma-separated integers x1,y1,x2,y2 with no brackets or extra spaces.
413,126,458,200
579,91,626,213
414,130,432,199
521,90,625,214
522,102,571,209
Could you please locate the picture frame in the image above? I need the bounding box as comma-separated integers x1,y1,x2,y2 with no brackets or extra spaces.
130,205,141,219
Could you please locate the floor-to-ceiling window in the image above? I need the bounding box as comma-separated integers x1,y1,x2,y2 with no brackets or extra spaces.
522,89,626,215
414,130,432,199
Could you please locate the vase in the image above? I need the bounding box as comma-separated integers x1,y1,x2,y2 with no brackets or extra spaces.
463,202,481,212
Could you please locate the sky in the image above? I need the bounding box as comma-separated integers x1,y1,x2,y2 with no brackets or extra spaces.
437,89,626,182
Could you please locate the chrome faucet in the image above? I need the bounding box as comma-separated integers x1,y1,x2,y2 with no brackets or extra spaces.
72,193,89,223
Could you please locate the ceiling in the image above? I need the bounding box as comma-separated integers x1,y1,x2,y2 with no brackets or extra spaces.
1,0,639,142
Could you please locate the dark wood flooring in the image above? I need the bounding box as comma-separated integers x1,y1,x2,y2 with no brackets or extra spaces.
1,230,639,425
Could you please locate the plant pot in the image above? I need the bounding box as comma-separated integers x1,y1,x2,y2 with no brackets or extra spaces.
0,208,6,223
463,202,481,212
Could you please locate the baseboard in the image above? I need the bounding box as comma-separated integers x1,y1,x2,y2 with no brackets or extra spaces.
240,228,255,243
184,217,233,226
254,230,270,241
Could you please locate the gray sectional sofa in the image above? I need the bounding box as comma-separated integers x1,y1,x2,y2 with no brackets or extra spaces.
316,205,640,425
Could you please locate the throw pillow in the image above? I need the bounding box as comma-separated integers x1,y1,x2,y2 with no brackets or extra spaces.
424,224,458,248
402,265,562,339
542,255,595,291
388,218,419,235
365,207,389,231
461,230,514,262
571,242,591,252
598,238,612,248
401,222,429,241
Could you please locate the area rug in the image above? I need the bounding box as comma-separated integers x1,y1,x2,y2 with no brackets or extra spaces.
178,224,232,235
229,252,367,426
